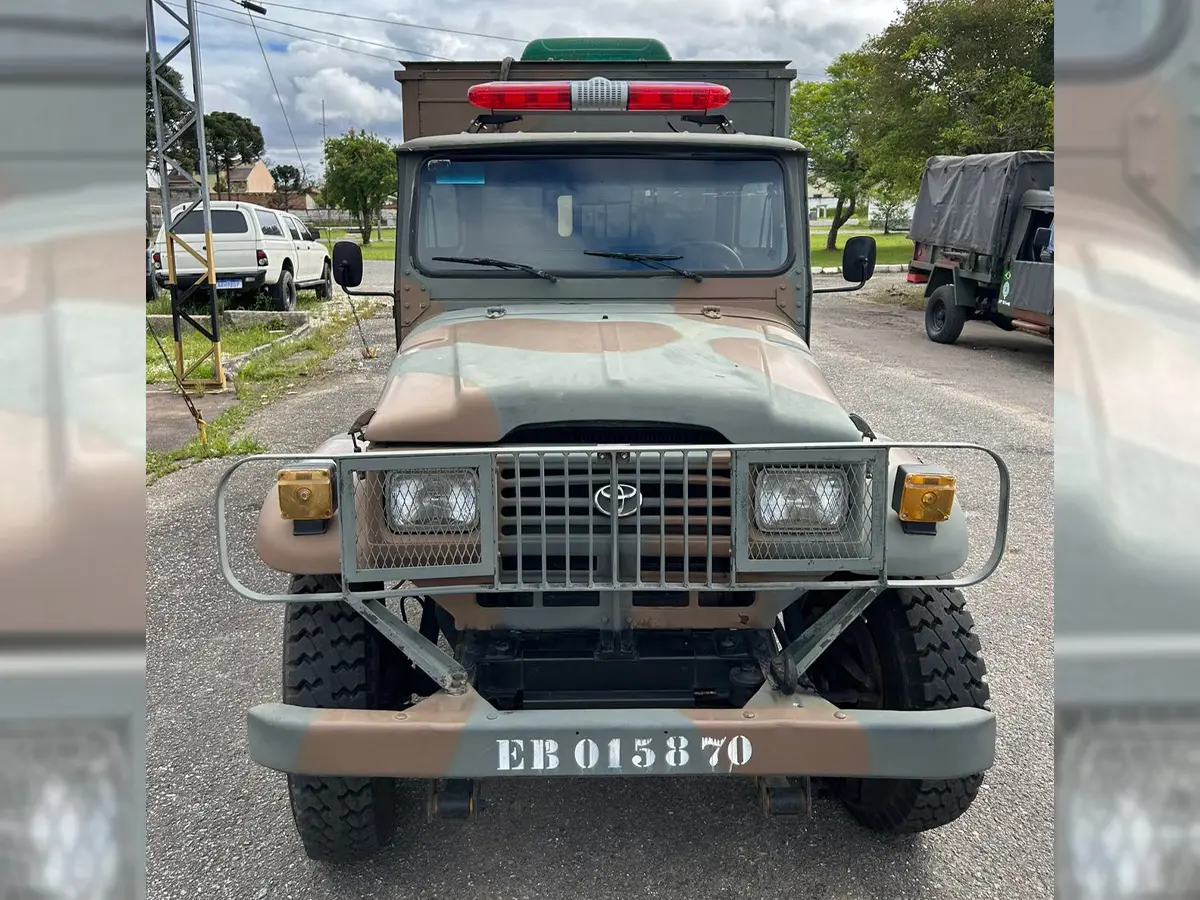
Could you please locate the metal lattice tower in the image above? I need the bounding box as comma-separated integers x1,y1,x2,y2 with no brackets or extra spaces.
147,0,225,391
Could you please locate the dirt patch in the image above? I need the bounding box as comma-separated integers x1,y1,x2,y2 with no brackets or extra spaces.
146,386,240,454
847,273,927,311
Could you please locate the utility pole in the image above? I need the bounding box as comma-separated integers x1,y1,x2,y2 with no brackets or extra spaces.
147,0,225,392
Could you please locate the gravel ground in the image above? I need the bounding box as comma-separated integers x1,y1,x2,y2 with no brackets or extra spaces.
146,270,1054,899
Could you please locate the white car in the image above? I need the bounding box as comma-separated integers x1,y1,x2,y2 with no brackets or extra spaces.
150,200,332,311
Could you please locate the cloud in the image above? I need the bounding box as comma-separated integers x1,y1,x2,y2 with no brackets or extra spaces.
293,68,405,128
151,0,904,177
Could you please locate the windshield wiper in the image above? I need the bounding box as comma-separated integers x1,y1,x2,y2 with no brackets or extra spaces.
432,255,557,282
583,250,703,282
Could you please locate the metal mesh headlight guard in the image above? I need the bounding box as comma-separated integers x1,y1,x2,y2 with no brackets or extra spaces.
0,645,144,900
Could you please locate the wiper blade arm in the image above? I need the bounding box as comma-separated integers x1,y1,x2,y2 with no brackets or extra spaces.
583,250,703,282
432,256,557,282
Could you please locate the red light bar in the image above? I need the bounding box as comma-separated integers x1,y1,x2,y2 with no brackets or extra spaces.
627,82,731,112
466,77,731,113
467,82,572,111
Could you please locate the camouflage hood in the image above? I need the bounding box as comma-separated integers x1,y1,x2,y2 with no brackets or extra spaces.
363,303,861,445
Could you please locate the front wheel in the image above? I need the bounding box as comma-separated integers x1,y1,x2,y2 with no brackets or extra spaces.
788,586,991,833
925,285,967,344
282,574,415,861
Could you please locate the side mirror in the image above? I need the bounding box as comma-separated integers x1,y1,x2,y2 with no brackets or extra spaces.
1033,226,1051,254
332,240,363,288
842,235,877,283
308,227,321,240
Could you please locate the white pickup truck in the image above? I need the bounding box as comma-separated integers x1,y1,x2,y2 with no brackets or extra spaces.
150,200,332,311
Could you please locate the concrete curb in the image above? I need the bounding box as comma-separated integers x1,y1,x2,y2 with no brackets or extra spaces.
811,264,906,275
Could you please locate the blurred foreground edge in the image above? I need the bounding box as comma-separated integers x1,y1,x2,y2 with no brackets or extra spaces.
1056,1,1200,897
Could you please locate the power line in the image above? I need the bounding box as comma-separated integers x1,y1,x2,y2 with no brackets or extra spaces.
244,7,308,178
196,0,452,60
162,0,429,63
231,2,832,76
244,0,526,46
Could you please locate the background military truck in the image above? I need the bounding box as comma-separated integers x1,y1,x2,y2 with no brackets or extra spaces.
217,37,1010,862
906,151,1054,345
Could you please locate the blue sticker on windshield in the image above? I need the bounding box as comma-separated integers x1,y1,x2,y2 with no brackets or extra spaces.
434,163,486,185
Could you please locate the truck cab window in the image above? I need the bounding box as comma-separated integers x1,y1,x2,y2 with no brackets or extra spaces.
415,155,790,276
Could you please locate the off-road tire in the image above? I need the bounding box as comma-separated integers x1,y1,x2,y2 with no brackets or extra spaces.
823,587,990,833
270,266,297,312
925,285,967,344
315,261,333,300
282,574,412,862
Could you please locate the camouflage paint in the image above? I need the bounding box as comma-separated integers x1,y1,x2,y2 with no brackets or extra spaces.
1056,4,1200,893
1055,0,1200,699
364,304,859,446
0,187,146,637
246,684,996,781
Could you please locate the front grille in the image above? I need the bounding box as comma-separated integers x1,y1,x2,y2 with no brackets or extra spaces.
496,443,733,588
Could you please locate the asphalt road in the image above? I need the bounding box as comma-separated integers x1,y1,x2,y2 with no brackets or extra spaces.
146,270,1054,899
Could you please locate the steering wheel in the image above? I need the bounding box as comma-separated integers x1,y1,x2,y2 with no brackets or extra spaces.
665,240,745,271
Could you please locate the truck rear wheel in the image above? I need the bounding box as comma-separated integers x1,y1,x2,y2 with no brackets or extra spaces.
787,585,990,833
925,285,967,344
270,266,297,312
282,574,414,861
315,261,333,299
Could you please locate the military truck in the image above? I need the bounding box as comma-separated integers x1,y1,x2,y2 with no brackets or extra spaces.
906,151,1054,345
215,37,1010,861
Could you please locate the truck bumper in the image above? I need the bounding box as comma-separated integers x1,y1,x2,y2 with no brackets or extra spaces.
174,271,266,292
247,687,996,780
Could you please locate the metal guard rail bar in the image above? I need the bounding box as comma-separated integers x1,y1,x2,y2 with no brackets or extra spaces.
215,440,1010,604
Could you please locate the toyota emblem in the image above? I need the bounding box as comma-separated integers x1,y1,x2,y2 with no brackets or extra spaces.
594,483,642,518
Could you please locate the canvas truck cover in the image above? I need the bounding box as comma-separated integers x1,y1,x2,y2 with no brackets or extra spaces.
393,59,796,140
908,151,1054,256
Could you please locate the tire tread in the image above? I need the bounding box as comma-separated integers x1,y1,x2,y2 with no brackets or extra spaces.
281,574,399,861
840,586,991,834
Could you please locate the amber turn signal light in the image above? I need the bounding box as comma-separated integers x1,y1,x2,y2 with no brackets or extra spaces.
277,467,335,520
891,467,956,523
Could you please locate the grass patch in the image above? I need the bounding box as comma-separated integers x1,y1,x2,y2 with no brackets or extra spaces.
146,323,283,384
322,228,396,262
145,312,357,482
810,231,912,268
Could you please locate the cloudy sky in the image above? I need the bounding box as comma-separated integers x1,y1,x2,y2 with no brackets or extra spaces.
151,0,904,180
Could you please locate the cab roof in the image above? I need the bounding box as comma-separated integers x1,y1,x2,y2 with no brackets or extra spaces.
396,130,808,155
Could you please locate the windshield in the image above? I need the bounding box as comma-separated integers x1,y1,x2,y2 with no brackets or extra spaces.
414,154,791,277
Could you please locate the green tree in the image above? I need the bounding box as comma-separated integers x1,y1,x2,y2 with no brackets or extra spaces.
854,0,1054,190
268,163,309,210
145,53,196,172
321,130,396,245
867,181,912,235
146,56,267,196
205,111,265,199
789,54,874,251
